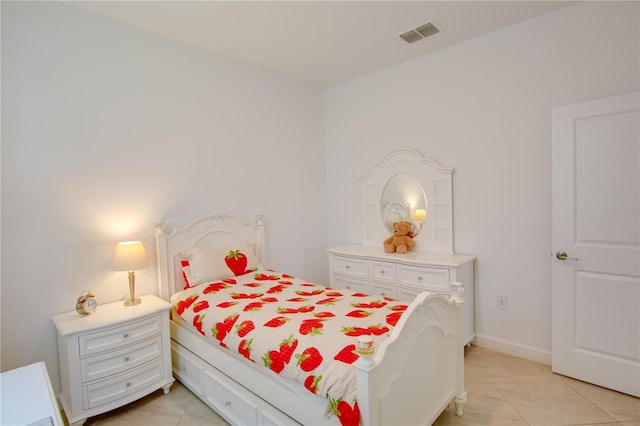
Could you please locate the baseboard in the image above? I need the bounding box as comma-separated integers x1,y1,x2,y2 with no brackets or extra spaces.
472,334,551,365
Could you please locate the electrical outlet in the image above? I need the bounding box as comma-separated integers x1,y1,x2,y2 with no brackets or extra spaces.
497,296,508,310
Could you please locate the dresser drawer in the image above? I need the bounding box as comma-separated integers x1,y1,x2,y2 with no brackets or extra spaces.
370,282,396,299
83,358,164,409
79,315,162,356
370,260,396,283
398,265,450,293
333,256,368,279
333,275,368,293
80,336,163,382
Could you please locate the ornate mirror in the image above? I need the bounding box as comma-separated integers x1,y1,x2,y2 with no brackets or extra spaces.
361,148,454,254
381,173,427,236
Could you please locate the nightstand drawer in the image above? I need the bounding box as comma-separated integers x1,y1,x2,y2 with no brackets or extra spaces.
398,265,449,292
83,358,164,409
370,260,396,283
79,315,162,356
81,336,163,382
333,256,368,279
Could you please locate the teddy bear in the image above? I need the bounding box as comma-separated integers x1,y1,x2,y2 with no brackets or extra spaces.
383,221,416,254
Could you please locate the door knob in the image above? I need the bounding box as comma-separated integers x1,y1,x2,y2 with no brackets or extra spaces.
555,251,578,261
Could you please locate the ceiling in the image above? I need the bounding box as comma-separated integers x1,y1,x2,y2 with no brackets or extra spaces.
67,1,577,87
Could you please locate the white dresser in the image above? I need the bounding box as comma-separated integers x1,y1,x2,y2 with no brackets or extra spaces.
328,244,475,346
52,294,174,425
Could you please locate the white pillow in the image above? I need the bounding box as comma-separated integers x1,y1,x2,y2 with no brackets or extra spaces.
180,242,261,287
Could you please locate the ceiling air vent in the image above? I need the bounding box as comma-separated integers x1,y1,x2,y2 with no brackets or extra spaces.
400,21,440,44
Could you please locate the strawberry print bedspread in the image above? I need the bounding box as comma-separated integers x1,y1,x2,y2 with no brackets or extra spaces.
171,269,408,426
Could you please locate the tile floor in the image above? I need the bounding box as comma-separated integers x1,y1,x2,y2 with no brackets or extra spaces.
72,345,640,426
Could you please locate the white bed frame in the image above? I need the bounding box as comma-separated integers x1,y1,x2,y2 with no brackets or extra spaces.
155,211,466,425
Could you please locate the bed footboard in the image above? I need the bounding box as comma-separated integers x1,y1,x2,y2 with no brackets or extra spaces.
355,292,465,425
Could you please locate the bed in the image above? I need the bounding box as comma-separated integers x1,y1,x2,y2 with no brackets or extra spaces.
155,210,466,425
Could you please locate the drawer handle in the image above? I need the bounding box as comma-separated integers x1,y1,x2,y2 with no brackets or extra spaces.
380,270,385,275
381,292,386,296
123,333,129,338
126,382,132,388
225,400,232,407
418,276,423,281
345,265,350,269
124,356,130,362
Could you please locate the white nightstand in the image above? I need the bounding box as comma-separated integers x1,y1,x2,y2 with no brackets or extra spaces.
52,294,174,426
0,362,64,426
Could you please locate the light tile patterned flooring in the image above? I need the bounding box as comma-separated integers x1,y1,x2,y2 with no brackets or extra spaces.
73,345,639,426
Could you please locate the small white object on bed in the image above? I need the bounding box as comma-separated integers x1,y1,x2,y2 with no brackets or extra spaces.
156,210,465,425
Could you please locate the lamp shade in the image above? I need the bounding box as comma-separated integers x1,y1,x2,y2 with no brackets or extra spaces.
414,209,427,222
113,241,149,271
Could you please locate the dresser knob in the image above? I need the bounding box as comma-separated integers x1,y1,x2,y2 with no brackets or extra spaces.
124,357,130,362
123,333,129,338
126,382,132,388
380,270,385,275
345,265,350,269
418,276,423,281
225,400,232,407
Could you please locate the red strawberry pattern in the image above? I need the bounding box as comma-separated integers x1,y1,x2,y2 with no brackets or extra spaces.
386,311,403,326
204,282,230,294
243,301,265,312
236,320,255,337
254,273,279,281
192,314,205,335
263,316,288,328
212,313,239,346
295,347,323,372
193,300,209,313
262,349,286,373
304,375,322,394
172,269,408,426
334,344,359,365
175,295,199,315
278,335,299,363
225,249,250,275
330,398,360,426
299,318,324,336
238,339,253,361
346,309,371,318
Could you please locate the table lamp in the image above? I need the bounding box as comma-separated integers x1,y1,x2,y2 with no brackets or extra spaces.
113,241,149,306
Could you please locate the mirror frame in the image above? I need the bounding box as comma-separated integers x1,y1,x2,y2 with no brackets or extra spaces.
360,148,454,254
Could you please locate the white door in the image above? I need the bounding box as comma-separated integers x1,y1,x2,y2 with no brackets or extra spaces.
552,92,639,397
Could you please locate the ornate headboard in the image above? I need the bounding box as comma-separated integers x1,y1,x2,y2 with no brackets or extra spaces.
361,149,454,254
155,211,265,300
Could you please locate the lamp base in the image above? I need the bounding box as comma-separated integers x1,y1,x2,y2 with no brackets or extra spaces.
124,270,141,306
124,298,141,306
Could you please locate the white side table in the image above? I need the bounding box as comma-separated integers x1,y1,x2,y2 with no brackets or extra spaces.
52,294,174,425
0,362,64,426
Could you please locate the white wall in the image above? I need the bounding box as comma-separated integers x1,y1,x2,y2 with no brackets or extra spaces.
1,1,326,392
325,1,639,362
